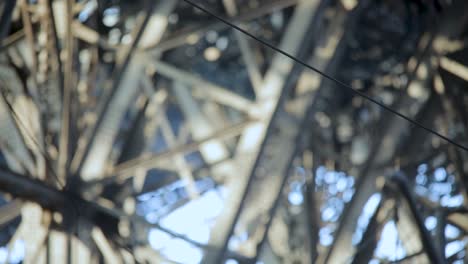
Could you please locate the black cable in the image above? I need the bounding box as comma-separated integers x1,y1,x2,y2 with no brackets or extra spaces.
181,0,468,153
1,91,64,189
0,0,81,249
1,91,82,236
0,0,68,193
0,0,83,236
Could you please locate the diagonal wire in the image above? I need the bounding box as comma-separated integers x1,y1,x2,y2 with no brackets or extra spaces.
181,0,468,153
0,92,143,263
1,91,83,235
1,91,65,189
0,2,84,238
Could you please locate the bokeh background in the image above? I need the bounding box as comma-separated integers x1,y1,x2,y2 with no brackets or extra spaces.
0,0,468,263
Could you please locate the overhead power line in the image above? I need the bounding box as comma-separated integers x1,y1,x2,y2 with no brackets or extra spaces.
181,0,468,153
